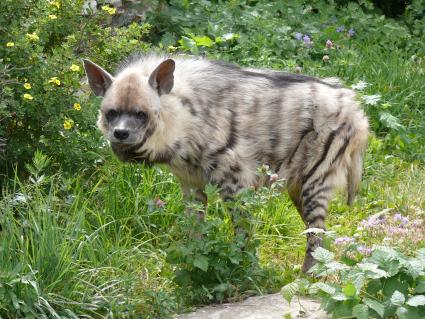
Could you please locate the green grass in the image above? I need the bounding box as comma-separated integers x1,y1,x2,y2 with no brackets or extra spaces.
1,0,425,318
1,140,424,318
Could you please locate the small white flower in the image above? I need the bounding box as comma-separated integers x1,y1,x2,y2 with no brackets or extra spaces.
351,80,369,91
362,94,381,105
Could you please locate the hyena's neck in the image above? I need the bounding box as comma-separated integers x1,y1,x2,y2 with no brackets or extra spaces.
141,94,195,164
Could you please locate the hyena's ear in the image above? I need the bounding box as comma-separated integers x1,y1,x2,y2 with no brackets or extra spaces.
83,59,114,97
148,59,175,95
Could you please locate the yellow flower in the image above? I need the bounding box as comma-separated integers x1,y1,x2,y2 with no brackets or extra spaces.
101,5,117,15
6,42,15,47
26,32,39,41
48,77,61,86
23,93,34,100
73,103,81,111
49,0,60,8
69,64,80,72
24,83,32,90
63,119,74,130
49,14,57,19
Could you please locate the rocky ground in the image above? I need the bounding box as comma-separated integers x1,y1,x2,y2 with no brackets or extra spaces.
176,293,329,319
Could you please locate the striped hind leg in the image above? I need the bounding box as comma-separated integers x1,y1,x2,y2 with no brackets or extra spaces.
300,176,335,273
288,177,334,273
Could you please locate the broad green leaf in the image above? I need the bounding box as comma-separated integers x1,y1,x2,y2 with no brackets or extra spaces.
383,275,408,296
364,297,385,318
193,255,209,272
331,292,347,301
415,281,425,293
315,261,349,277
366,279,383,295
396,306,422,319
193,36,214,47
281,278,309,303
406,295,425,307
396,306,408,319
349,270,366,292
281,281,299,303
390,290,405,306
178,36,196,50
309,282,336,295
343,282,357,297
311,247,334,263
402,259,422,279
358,262,389,279
352,304,369,319
379,111,405,131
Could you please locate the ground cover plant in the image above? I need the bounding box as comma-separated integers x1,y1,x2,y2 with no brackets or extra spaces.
1,0,424,318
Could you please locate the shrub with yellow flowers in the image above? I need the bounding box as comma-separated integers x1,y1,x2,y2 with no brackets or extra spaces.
0,0,151,176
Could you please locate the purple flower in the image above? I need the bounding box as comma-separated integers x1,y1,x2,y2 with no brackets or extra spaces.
357,245,372,255
303,35,312,47
325,39,333,48
334,236,355,245
294,32,303,40
348,28,355,37
360,215,386,229
336,26,345,33
394,213,403,221
393,213,408,225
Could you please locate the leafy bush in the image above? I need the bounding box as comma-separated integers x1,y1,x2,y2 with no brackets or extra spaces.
0,0,150,176
166,171,284,304
282,246,425,318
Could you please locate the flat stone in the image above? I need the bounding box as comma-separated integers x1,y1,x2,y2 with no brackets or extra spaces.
176,293,329,319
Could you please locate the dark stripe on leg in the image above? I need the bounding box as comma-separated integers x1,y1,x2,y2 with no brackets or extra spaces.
287,127,314,166
302,122,346,184
304,201,327,216
302,186,331,207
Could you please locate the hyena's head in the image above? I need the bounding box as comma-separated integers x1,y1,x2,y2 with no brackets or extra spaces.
83,58,175,161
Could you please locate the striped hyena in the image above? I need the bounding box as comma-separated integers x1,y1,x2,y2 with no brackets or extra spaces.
83,54,369,272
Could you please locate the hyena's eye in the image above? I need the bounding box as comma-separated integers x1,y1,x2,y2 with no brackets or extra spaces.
106,109,119,121
135,111,148,121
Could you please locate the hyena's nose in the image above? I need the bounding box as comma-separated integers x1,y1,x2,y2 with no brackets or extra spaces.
114,128,130,140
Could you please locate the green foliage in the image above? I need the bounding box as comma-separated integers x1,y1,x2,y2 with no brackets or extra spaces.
282,245,425,318
166,178,285,304
0,0,150,176
0,153,180,318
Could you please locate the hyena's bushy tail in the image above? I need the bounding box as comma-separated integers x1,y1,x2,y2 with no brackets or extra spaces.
346,138,367,205
339,110,369,206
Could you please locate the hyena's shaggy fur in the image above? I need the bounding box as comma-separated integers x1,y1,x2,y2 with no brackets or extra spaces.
84,54,369,272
